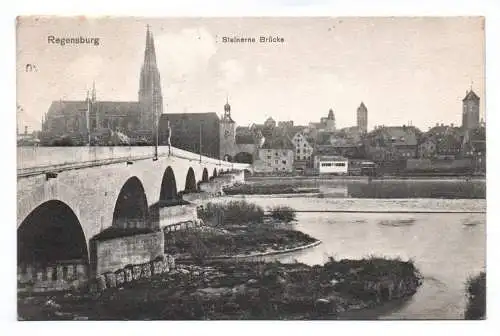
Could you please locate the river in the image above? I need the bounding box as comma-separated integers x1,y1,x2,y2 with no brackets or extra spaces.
218,179,486,319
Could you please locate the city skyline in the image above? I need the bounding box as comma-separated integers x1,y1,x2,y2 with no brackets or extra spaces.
17,17,485,132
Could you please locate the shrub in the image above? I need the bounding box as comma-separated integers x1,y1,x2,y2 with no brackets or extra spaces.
465,272,486,320
186,231,211,264
269,206,297,223
197,201,264,226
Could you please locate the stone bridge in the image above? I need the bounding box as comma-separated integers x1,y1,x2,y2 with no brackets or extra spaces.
17,146,251,291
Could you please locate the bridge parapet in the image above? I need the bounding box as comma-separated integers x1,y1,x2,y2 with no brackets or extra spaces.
17,146,251,177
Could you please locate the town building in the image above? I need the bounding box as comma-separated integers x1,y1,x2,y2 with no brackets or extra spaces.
253,135,295,173
365,125,420,161
306,108,337,140
462,89,480,131
314,155,349,175
41,26,162,145
291,132,314,161
357,102,368,133
17,126,40,146
290,131,314,171
321,109,336,132
418,123,463,159
417,137,437,158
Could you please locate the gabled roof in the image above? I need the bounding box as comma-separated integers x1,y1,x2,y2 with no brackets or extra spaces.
463,89,480,102
284,125,307,138
370,126,418,146
261,135,294,150
47,100,141,118
95,101,141,116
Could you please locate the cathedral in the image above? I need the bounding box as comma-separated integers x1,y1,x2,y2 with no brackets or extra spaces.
41,26,163,145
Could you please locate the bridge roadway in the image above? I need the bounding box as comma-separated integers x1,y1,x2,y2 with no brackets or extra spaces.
17,146,250,287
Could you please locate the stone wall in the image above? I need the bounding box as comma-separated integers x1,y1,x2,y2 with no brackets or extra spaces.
89,231,164,277
158,204,198,229
18,261,88,293
406,158,473,171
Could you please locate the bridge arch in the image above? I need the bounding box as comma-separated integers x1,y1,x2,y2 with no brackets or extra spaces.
160,166,178,204
202,168,209,182
112,176,149,229
18,200,88,269
212,168,218,179
184,167,197,193
234,152,253,164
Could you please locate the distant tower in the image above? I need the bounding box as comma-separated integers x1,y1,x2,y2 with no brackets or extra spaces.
88,82,99,131
357,102,368,133
325,108,336,131
138,25,163,137
462,88,480,130
219,96,236,160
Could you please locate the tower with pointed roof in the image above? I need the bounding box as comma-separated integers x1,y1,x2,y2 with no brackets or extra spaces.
357,102,368,133
325,108,336,132
219,96,237,160
462,88,480,131
138,25,163,138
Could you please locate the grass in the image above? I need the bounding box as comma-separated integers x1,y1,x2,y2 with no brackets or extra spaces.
464,271,486,320
18,257,422,320
164,226,317,261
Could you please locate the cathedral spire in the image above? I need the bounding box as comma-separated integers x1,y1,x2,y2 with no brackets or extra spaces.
91,81,96,102
139,25,163,134
143,24,157,68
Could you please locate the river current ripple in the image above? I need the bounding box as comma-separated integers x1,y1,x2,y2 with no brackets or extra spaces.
215,181,486,320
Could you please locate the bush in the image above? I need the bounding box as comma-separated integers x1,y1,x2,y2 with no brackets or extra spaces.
197,201,264,226
465,272,486,320
270,206,297,223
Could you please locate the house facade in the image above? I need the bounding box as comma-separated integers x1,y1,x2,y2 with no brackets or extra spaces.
253,135,295,173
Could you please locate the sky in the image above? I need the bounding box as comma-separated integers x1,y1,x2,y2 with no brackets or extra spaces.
16,16,485,132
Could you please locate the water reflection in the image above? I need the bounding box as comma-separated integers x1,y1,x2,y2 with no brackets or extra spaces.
249,178,486,199
343,180,485,199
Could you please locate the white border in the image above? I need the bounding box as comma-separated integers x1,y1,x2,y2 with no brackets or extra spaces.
2,1,499,335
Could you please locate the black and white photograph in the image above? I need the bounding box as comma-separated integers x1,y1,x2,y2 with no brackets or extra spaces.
15,15,487,321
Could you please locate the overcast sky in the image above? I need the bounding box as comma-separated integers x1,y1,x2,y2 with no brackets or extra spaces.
16,16,484,132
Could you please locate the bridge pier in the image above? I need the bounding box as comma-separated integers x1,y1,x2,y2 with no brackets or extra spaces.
17,150,249,293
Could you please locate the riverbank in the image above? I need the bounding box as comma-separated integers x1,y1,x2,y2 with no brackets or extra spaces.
464,271,486,319
164,224,321,262
247,175,485,182
18,257,422,320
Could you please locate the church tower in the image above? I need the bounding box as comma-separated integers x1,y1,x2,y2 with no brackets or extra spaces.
219,96,237,160
138,25,163,138
462,88,480,131
357,102,368,133
325,108,336,132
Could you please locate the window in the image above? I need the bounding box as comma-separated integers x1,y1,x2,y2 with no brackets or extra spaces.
303,143,307,147
275,160,278,164
282,160,287,165
268,163,271,167
267,156,271,160
283,151,287,156
275,152,279,156
335,162,346,167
